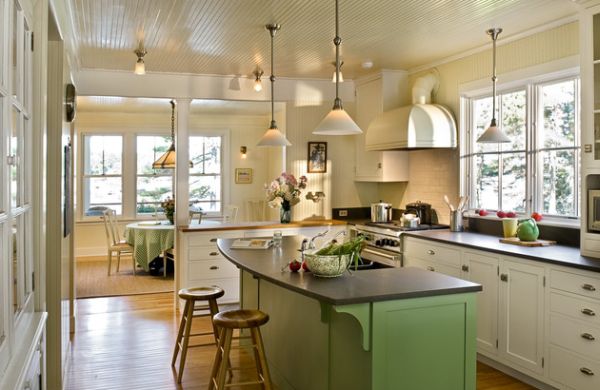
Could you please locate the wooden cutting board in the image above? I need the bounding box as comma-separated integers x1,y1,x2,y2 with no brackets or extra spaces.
499,237,557,247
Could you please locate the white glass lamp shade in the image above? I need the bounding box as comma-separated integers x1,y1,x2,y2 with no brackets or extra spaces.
134,59,145,75
257,124,291,147
332,71,344,83
254,78,263,92
477,120,510,143
313,107,362,135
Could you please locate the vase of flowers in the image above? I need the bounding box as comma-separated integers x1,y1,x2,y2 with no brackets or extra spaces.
266,173,307,223
161,197,175,224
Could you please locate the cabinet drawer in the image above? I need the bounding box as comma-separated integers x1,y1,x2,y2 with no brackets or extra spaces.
404,238,461,267
550,314,600,360
189,248,225,261
185,277,240,304
188,232,239,247
549,345,600,390
188,259,239,281
550,269,600,300
550,292,600,326
404,257,462,278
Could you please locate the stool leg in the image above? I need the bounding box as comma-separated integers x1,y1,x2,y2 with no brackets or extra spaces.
131,253,136,276
177,299,195,383
116,251,121,272
251,327,273,390
171,300,189,367
208,298,234,383
216,328,233,389
107,250,112,276
208,327,226,390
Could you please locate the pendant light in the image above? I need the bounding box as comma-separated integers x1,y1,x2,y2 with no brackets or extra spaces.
313,0,361,135
152,101,193,169
257,24,291,147
134,44,147,75
477,28,510,143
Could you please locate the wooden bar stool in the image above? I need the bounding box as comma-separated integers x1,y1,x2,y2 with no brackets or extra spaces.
172,286,224,383
209,309,273,390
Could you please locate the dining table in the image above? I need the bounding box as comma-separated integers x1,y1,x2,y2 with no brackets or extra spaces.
125,221,175,272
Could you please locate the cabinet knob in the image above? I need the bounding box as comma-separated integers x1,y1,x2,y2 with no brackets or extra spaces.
426,266,435,272
582,283,596,292
580,367,595,376
461,265,469,272
500,273,508,282
210,238,217,243
209,266,219,270
581,333,596,341
427,250,435,255
209,252,219,256
582,308,596,317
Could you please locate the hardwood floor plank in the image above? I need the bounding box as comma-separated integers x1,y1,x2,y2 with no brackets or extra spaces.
65,292,537,389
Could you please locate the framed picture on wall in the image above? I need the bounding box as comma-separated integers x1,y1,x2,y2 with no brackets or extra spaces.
235,168,253,184
307,142,327,173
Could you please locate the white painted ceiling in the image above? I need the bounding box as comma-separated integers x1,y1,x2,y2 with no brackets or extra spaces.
67,0,578,79
77,96,277,115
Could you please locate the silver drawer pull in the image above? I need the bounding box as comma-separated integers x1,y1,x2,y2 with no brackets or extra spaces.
210,238,217,242
580,367,594,376
209,266,219,270
427,249,435,255
581,333,596,341
582,308,596,316
426,266,435,272
582,283,597,292
209,252,219,256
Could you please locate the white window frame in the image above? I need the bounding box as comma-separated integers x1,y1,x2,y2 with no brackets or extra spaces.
460,70,580,224
189,133,225,216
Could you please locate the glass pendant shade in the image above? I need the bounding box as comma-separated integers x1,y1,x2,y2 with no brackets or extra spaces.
134,59,145,75
152,145,176,169
257,123,291,146
477,119,511,143
331,70,343,83
314,107,361,135
254,78,262,92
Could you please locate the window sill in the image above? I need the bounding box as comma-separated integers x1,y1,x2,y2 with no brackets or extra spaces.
463,212,580,229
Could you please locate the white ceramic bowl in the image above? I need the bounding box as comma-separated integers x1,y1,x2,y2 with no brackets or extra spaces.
304,252,351,278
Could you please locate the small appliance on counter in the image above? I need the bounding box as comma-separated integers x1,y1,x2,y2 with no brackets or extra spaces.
371,201,393,222
405,201,433,225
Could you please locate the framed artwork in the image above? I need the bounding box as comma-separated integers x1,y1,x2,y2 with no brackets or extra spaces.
307,142,327,173
235,168,253,184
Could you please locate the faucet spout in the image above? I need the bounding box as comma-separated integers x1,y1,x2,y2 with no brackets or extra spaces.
308,229,329,250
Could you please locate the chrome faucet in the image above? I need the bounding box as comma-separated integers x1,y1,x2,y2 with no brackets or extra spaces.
308,229,329,250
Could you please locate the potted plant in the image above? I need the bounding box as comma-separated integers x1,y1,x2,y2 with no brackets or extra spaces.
161,197,175,224
265,173,307,223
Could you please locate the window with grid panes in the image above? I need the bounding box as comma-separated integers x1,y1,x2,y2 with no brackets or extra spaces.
189,136,222,213
136,135,174,215
82,135,123,215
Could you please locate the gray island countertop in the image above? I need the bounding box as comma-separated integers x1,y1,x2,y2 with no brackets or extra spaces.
218,235,481,305
404,230,600,273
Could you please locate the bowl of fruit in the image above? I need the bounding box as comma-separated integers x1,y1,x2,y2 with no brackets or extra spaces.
304,237,364,278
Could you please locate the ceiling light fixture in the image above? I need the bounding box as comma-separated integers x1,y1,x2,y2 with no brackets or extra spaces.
134,44,147,75
257,24,291,147
331,61,344,83
152,101,193,169
313,0,362,135
477,28,510,143
253,68,264,92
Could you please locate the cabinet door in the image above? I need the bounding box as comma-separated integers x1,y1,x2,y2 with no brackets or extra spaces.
498,258,545,374
355,79,383,180
463,251,499,356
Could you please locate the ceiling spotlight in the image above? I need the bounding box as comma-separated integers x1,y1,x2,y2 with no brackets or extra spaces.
361,60,373,69
253,68,264,92
331,61,344,83
134,44,147,75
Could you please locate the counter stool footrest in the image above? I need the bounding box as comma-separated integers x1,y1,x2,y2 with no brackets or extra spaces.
223,380,264,387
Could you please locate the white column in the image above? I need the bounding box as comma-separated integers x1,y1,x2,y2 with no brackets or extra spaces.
175,98,191,225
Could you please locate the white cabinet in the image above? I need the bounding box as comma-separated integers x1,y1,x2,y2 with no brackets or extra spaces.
498,258,545,374
354,72,409,182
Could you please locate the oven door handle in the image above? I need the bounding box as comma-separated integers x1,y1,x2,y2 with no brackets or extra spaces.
362,247,400,261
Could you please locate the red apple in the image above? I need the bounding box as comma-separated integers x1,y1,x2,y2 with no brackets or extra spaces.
506,211,517,218
289,260,301,272
478,209,489,217
496,210,507,218
531,212,543,222
302,261,310,272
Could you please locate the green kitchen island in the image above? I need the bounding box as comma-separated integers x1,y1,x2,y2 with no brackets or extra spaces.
218,236,482,390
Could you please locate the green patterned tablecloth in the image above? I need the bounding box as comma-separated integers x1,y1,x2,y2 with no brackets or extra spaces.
125,222,175,272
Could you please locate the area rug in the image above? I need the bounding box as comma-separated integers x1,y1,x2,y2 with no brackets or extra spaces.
76,258,174,298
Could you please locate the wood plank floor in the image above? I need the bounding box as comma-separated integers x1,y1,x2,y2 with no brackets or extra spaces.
65,292,536,390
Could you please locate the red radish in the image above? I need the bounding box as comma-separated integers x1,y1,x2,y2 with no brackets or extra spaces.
531,212,543,222
478,209,489,217
302,261,310,272
496,211,507,218
289,260,301,272
506,211,517,218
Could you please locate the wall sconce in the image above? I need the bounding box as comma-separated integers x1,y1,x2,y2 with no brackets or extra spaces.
306,191,326,203
240,146,247,159
253,68,264,92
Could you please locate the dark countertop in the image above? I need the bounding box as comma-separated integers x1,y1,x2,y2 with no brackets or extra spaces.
179,219,346,232
404,230,600,273
218,236,481,305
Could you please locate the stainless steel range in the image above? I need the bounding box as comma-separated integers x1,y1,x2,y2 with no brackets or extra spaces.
350,222,449,268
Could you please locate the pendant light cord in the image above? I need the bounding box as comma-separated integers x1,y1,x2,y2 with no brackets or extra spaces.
488,28,501,126
170,100,175,139
270,27,275,127
333,0,342,110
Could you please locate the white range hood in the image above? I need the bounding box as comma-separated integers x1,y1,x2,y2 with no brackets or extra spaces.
366,73,457,151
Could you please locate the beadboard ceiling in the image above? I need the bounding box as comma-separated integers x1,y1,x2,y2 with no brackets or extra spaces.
67,0,578,79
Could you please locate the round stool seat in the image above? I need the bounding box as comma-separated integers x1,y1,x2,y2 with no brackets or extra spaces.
213,309,269,329
178,286,224,301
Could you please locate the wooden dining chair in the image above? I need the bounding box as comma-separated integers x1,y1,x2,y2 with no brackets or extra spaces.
223,205,239,223
102,209,135,276
162,247,175,277
245,200,267,221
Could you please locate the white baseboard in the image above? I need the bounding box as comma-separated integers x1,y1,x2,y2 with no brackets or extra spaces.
477,354,558,390
75,246,106,258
